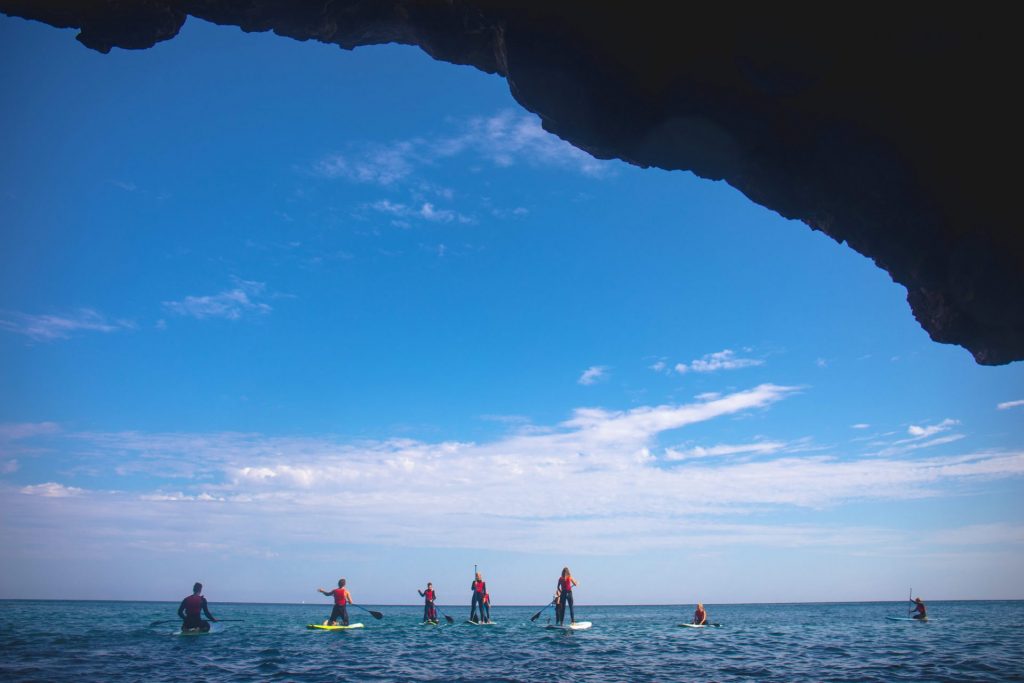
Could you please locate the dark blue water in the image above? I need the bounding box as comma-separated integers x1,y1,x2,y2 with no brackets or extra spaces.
1,601,1021,681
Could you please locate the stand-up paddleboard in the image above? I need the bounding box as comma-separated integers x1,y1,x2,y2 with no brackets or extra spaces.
545,621,592,631
465,620,496,626
886,616,930,622
678,623,722,628
178,622,217,636
421,620,441,626
307,623,365,630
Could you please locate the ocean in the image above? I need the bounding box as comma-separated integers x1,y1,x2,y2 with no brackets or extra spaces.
0,600,1021,681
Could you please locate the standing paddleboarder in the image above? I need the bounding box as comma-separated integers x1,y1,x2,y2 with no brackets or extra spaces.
317,578,352,626
418,582,438,624
470,572,488,623
554,567,579,626
177,582,217,632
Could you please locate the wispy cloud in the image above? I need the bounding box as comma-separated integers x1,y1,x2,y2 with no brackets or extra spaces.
313,141,417,185
366,199,473,225
20,482,84,498
907,418,959,438
0,422,61,440
851,423,870,429
162,279,272,321
578,365,609,386
8,383,1024,558
997,399,1024,411
1,460,18,474
313,110,608,187
674,349,763,374
664,441,787,461
0,309,135,341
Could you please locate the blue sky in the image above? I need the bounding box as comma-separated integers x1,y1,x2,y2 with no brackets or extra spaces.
1,15,1022,606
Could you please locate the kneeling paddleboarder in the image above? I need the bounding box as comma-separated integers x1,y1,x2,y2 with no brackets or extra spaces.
318,578,352,626
178,582,217,632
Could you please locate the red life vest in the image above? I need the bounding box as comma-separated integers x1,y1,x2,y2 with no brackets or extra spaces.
424,589,436,602
332,588,348,606
473,580,485,595
560,576,574,593
183,594,203,617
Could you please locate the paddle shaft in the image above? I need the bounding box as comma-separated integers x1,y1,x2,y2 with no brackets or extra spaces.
530,599,557,622
352,603,384,620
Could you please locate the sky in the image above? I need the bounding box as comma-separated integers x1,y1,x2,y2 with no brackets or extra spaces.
1,15,1022,606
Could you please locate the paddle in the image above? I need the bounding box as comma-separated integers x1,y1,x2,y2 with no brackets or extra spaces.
434,605,455,625
530,599,557,622
908,587,914,616
352,604,384,620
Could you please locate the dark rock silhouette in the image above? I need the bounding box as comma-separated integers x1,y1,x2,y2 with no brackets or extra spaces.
3,1,1021,364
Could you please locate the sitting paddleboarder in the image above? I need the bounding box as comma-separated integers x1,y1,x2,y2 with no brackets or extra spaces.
693,602,708,625
910,596,927,620
178,582,217,632
470,572,488,623
317,578,352,626
554,567,579,626
418,582,438,623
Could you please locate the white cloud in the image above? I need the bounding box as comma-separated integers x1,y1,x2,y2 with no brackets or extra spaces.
367,199,472,225
0,422,61,440
9,384,1024,557
675,349,763,374
163,279,272,321
313,110,608,188
851,423,870,429
665,441,787,460
997,400,1024,411
20,482,84,498
907,418,959,439
0,309,135,341
578,366,608,386
313,142,416,185
1,460,18,474
816,358,828,368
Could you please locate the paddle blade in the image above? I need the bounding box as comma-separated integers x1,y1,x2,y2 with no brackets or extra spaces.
445,614,454,624
530,610,543,622
369,610,384,620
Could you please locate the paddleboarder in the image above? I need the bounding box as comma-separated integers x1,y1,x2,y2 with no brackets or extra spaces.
317,578,352,626
177,582,217,632
554,567,579,626
470,572,488,623
692,602,708,625
910,596,927,620
418,582,438,624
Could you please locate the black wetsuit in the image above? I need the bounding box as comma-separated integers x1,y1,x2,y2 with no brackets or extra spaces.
178,594,214,631
555,578,575,625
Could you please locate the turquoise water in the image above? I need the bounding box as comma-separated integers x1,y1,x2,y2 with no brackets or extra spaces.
1,601,1022,681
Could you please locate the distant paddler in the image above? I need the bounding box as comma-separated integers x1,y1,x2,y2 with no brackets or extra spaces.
554,567,579,626
470,572,489,623
909,596,928,621
692,602,708,625
317,578,352,626
178,582,217,632
418,582,438,624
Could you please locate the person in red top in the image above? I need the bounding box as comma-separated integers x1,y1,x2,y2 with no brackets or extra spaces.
177,582,217,632
418,582,438,624
482,591,491,623
317,578,352,626
554,567,579,626
469,572,488,623
910,596,928,620
692,602,708,625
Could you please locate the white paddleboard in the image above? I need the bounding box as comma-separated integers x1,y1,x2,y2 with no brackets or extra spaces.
465,620,496,626
307,622,365,630
545,621,592,631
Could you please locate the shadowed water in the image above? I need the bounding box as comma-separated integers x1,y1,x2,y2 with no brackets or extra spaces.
1,601,1021,681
